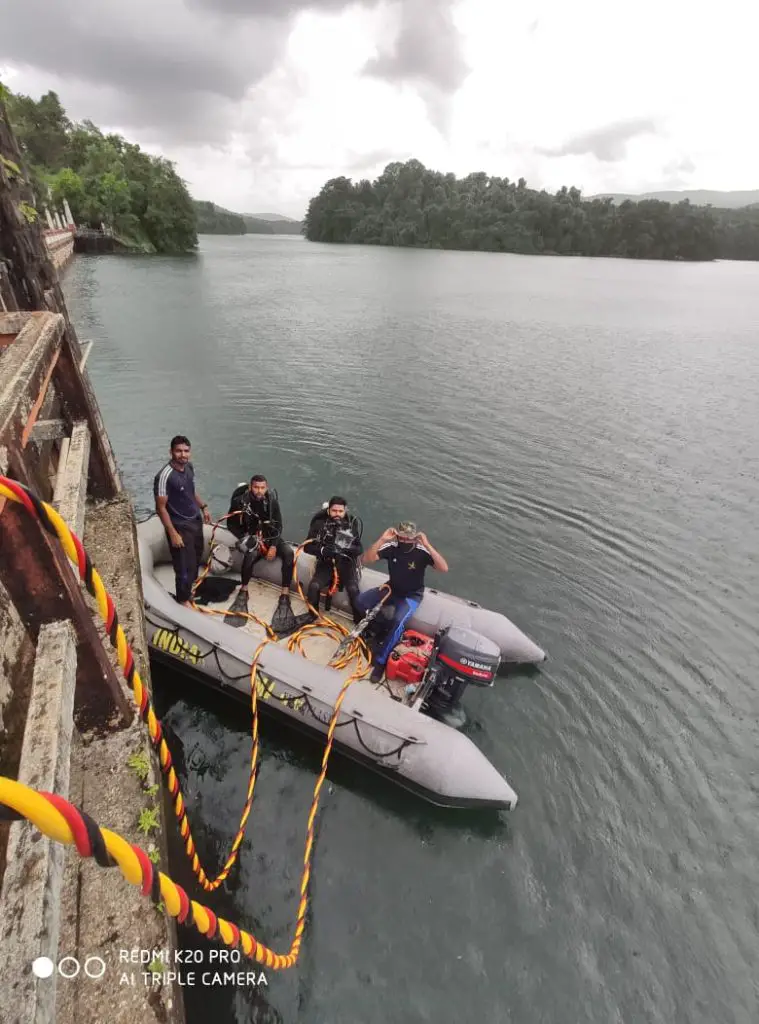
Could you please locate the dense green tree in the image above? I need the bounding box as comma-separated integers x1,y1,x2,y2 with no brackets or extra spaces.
713,205,759,260
304,160,759,262
6,90,71,171
5,88,197,252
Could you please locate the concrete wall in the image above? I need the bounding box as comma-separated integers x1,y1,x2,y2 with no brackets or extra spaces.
43,231,74,273
0,577,28,736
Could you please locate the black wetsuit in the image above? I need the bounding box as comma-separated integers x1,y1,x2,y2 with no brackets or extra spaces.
227,485,294,589
304,509,363,622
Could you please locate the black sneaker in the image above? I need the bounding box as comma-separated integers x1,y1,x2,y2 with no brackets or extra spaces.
370,664,384,684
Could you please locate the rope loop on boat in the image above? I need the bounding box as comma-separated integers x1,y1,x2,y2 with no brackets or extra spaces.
0,474,376,969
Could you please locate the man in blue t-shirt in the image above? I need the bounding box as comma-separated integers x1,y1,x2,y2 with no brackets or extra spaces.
358,521,449,683
153,435,212,606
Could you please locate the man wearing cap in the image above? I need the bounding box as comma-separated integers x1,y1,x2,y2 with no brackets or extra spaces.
359,522,449,683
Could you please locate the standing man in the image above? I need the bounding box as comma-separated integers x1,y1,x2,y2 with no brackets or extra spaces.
225,474,295,625
359,522,448,682
154,434,212,607
304,496,364,623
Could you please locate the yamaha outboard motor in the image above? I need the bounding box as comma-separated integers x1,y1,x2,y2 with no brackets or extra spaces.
416,626,500,729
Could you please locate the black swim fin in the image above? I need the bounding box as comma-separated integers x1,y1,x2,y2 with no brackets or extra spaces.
271,595,317,638
271,594,296,635
224,588,249,627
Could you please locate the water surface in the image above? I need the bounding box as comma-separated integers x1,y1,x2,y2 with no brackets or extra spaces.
66,236,759,1024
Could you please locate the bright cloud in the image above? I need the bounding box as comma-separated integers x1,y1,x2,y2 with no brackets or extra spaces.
1,0,757,218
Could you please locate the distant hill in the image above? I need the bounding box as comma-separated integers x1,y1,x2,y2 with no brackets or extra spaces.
193,200,246,234
246,212,297,222
589,189,759,209
244,215,303,235
193,200,303,236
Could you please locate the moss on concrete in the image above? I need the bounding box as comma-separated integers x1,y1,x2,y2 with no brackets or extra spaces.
55,494,184,1024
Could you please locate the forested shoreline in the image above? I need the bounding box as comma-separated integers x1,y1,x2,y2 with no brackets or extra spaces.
304,160,759,262
2,86,197,253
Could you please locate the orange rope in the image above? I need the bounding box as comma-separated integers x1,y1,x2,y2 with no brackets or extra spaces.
0,477,372,968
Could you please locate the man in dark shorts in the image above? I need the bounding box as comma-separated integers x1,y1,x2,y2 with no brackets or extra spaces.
153,435,212,606
225,474,295,625
303,496,364,623
359,521,449,682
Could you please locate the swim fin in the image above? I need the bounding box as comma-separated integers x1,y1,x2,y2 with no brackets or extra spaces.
271,594,297,636
224,588,249,627
271,595,318,637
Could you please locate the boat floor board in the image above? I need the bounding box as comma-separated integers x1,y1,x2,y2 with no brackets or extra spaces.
153,565,409,701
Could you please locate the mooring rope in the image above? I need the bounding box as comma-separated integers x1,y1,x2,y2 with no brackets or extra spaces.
0,777,290,969
0,475,378,969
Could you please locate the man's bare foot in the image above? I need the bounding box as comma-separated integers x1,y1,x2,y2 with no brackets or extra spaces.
179,600,192,608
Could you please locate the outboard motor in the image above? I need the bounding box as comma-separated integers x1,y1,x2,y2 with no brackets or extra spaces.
413,626,500,729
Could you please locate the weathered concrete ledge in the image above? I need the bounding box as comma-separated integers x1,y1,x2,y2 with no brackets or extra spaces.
44,231,74,273
52,420,90,539
55,493,185,1024
0,620,77,1024
0,576,28,741
2,108,184,1023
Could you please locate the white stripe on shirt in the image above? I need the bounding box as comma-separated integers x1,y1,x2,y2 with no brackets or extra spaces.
156,464,172,497
379,540,431,555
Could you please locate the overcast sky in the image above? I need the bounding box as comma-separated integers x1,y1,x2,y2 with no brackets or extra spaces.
1,0,757,219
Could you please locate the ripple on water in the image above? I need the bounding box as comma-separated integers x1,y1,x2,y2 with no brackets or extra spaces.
64,241,759,1024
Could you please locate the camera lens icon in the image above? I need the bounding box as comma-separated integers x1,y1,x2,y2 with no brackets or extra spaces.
32,956,106,980
32,957,54,979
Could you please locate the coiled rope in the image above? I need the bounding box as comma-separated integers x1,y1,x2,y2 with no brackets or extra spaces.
0,475,375,969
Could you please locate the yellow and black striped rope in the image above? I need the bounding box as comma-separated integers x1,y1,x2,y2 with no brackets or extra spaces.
0,475,265,893
0,475,368,968
0,776,291,969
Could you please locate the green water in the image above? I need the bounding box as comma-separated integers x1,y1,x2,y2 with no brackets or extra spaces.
66,236,759,1024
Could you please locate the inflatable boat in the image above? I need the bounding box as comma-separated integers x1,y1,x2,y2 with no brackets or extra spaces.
138,516,546,810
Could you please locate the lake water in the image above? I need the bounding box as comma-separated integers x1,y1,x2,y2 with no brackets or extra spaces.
66,236,759,1024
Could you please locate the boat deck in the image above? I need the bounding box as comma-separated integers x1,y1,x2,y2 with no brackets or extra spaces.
153,565,411,701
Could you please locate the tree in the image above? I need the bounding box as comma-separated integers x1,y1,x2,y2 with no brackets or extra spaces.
6,90,71,171
301,159,750,262
4,88,197,252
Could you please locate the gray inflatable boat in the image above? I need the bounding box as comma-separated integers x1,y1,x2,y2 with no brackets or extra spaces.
138,517,546,810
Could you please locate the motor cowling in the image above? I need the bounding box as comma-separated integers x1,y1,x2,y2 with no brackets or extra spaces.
422,626,500,729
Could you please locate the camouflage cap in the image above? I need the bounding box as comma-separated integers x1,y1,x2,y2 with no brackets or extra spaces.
395,521,419,540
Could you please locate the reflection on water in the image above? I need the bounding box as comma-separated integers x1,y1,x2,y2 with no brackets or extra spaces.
67,239,759,1024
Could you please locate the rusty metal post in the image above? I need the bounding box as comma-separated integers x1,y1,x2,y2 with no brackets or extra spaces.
0,446,132,729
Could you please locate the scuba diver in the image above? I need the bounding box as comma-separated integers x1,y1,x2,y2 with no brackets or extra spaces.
304,496,364,623
359,522,449,682
224,474,295,629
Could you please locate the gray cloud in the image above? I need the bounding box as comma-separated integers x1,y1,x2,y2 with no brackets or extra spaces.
346,147,409,170
364,0,468,95
1,0,467,149
658,155,696,189
0,0,288,145
539,118,658,162
664,156,696,176
261,147,408,174
188,0,356,15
